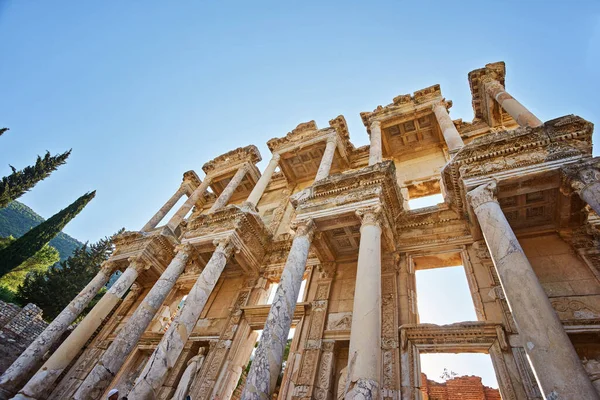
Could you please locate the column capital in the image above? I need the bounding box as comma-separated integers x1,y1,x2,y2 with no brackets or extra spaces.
271,152,281,162
128,258,150,274
356,206,383,228
100,260,118,275
325,135,338,145
174,242,195,255
212,236,237,258
562,160,600,193
370,120,382,129
467,181,498,210
432,99,451,112
291,218,316,241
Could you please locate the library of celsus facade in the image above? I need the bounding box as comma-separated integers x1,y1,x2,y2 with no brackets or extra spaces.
2,61,600,400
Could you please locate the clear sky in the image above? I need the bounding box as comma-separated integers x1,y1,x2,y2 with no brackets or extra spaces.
1,1,598,389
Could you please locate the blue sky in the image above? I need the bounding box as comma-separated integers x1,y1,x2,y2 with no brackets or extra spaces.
1,1,598,388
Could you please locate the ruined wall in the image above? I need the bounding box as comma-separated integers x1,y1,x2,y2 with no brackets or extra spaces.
420,373,501,400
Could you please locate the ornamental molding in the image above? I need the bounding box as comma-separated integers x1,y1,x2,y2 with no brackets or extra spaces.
202,145,262,174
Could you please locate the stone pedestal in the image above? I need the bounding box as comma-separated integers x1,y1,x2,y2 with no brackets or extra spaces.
0,262,118,400
73,246,193,400
484,80,542,127
432,102,464,154
369,121,382,165
345,208,382,400
12,260,147,400
210,164,249,212
244,154,280,209
167,178,212,232
127,238,236,399
241,220,315,400
315,137,337,181
467,181,598,399
142,185,187,232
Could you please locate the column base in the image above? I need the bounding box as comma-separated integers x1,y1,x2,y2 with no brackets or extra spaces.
345,378,379,400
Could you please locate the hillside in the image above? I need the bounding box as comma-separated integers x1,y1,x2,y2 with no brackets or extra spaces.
0,201,83,260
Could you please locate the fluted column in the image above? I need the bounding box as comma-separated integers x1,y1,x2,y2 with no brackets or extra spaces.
244,154,280,210
467,181,598,399
345,208,382,400
142,185,187,232
241,220,315,400
73,245,194,400
314,137,338,181
368,121,382,165
127,238,236,399
0,261,119,399
484,80,542,128
13,260,147,400
432,102,464,154
209,164,249,212
167,178,213,232
562,160,600,216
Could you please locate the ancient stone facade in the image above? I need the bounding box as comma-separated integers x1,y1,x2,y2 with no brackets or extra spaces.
2,61,600,400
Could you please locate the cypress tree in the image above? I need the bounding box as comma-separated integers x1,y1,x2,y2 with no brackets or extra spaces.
0,150,71,208
0,128,8,137
0,191,95,277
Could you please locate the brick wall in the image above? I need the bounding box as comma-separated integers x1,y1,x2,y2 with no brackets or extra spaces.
0,301,49,374
420,373,501,400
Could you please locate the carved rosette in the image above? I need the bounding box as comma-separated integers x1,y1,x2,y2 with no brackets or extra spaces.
466,181,498,210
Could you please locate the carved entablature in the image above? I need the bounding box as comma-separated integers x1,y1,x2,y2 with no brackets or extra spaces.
183,170,201,192
201,145,262,175
395,204,471,252
183,205,272,275
292,161,404,254
110,228,178,286
442,115,594,215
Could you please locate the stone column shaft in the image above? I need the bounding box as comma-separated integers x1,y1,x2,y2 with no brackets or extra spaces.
13,261,145,400
368,121,382,165
127,239,236,399
432,103,464,154
0,262,117,399
345,209,382,399
241,221,315,400
142,185,187,232
209,164,249,213
314,137,337,181
167,178,212,232
73,247,193,400
484,80,542,128
467,182,598,399
245,154,280,209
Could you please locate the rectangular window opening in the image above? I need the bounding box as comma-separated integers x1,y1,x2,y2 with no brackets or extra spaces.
408,193,443,210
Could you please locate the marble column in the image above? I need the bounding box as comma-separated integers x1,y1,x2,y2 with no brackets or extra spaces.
209,164,249,212
241,220,315,400
314,137,338,181
244,154,280,210
369,121,382,165
127,238,236,399
345,208,382,400
432,102,464,154
167,178,212,232
73,245,194,400
467,181,598,400
484,80,542,128
563,161,600,216
0,261,119,399
142,185,187,232
12,260,147,400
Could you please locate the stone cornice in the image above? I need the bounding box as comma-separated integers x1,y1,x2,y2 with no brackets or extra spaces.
202,145,262,174
468,61,506,120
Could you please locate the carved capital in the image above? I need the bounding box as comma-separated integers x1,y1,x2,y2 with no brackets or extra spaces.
174,242,195,256
467,181,498,210
100,260,118,275
129,258,150,274
317,262,337,279
562,161,600,193
325,135,338,145
271,152,281,162
291,219,316,241
356,206,383,228
212,237,237,258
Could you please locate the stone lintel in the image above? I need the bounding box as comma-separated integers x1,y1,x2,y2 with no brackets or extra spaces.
202,145,262,176
400,322,507,353
241,302,310,330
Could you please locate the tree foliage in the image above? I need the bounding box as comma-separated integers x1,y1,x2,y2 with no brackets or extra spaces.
0,150,71,208
0,237,59,303
0,191,95,277
16,230,120,321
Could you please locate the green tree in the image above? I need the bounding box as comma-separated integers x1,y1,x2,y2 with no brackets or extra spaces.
0,191,95,277
0,237,59,303
0,150,71,208
16,231,119,321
